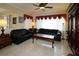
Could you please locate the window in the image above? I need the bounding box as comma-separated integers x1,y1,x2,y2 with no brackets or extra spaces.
36,17,65,31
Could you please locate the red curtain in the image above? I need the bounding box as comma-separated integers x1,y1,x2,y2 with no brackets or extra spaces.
24,14,33,20
36,14,67,21
24,14,67,21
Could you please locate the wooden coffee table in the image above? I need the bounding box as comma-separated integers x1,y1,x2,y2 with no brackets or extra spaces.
32,34,54,48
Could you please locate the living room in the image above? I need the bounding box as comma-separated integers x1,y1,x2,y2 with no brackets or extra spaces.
0,3,78,56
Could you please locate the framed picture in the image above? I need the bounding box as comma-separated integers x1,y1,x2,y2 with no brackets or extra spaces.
19,16,24,23
13,17,17,24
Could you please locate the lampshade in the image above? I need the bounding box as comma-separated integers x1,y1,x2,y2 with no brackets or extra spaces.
0,19,7,27
32,21,35,26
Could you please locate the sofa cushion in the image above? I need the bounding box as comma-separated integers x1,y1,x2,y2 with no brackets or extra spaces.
38,28,58,35
49,29,58,35
11,29,30,36
10,29,32,44
37,28,61,41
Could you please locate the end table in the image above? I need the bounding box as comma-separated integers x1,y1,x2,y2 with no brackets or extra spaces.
0,34,12,49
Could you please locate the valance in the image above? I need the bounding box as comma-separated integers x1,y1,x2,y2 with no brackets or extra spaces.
36,14,67,20
24,14,33,19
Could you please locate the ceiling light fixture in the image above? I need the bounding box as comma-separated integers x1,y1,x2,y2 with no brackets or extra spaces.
40,7,45,10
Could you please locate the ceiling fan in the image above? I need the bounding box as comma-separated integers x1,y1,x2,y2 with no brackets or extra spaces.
33,3,53,11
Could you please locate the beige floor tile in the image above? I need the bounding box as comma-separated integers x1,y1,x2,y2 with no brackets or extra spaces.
0,39,72,56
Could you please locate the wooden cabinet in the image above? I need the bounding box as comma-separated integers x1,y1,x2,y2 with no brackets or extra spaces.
0,34,12,49
68,4,79,54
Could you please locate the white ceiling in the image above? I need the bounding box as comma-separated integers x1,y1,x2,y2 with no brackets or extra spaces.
0,3,69,16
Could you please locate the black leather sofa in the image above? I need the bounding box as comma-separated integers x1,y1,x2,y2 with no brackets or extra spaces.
28,28,61,41
37,28,61,41
10,29,32,44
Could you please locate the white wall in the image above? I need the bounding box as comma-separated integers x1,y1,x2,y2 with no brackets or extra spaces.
10,17,23,29
0,16,32,34
10,17,32,32
24,18,32,29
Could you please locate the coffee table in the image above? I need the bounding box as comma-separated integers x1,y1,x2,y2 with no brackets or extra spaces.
32,34,54,48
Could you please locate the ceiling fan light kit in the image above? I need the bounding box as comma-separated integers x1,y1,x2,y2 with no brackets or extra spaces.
33,3,53,11
40,7,45,10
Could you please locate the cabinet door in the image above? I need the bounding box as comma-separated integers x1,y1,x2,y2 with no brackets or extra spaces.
68,17,72,44
71,16,76,50
68,8,77,53
76,12,79,48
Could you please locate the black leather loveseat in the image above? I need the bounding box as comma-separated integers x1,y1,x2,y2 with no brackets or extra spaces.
37,28,61,41
10,29,32,44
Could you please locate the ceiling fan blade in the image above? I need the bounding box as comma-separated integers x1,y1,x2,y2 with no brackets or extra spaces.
39,3,48,7
45,7,53,8
33,4,39,7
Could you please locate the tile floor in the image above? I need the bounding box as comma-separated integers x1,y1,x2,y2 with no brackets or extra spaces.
0,39,72,56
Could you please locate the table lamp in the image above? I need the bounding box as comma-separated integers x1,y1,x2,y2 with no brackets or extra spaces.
0,19,7,36
32,20,35,29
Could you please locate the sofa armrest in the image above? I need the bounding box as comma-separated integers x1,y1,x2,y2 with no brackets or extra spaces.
54,31,61,41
